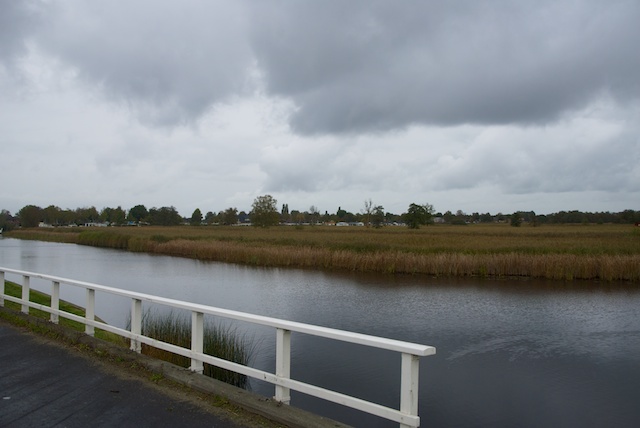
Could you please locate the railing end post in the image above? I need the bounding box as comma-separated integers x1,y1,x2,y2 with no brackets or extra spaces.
400,352,421,428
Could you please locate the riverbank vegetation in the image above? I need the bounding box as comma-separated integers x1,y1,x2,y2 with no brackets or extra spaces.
6,223,640,281
139,311,254,388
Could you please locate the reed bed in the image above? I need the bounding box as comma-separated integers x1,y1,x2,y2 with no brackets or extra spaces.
139,310,255,388
7,224,640,281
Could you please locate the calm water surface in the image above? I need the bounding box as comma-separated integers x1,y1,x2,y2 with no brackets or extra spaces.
1,237,639,427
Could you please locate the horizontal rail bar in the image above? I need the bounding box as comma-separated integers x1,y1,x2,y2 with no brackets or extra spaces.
1,266,434,427
1,267,434,356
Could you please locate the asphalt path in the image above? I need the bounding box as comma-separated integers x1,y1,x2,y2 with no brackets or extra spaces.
0,321,247,428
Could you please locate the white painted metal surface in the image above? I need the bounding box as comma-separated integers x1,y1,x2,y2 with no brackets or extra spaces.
1,266,436,427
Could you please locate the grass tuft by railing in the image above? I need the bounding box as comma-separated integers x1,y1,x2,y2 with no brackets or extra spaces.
138,310,255,388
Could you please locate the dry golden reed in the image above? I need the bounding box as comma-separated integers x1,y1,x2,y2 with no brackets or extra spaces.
7,224,640,281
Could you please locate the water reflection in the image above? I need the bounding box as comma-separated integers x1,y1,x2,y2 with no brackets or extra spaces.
2,237,640,427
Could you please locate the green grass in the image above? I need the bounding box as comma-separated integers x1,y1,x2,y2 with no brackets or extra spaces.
139,310,255,389
2,280,121,342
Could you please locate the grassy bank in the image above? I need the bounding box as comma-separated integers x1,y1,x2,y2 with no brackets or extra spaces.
1,280,121,342
7,224,640,281
2,280,256,388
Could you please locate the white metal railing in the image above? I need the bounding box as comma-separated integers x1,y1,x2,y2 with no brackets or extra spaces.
0,267,436,427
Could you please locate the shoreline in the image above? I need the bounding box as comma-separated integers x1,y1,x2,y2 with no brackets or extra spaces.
5,225,640,282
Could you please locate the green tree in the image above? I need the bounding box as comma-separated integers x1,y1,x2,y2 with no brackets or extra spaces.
250,195,280,228
511,212,522,227
74,206,100,225
148,206,182,226
190,208,203,226
0,209,17,232
290,210,304,224
403,203,434,229
18,205,43,228
451,210,468,225
113,207,127,225
221,208,238,225
371,206,385,228
479,212,494,223
528,211,540,227
101,206,126,225
442,210,454,223
385,211,401,224
42,205,62,226
204,211,217,225
128,205,148,224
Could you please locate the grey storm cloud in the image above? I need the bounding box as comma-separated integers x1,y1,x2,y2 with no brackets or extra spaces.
0,0,41,66
249,0,640,134
35,0,254,126
3,0,640,134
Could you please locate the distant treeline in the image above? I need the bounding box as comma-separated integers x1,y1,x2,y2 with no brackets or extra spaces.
447,209,640,225
1,203,639,232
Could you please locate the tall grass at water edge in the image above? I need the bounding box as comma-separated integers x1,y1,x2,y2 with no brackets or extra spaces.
7,224,640,281
137,310,255,389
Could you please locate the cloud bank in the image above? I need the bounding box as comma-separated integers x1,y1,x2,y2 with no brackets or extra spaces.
1,0,638,215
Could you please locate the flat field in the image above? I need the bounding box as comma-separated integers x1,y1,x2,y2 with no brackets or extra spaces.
7,223,640,281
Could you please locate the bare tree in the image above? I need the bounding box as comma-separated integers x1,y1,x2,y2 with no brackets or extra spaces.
362,199,383,227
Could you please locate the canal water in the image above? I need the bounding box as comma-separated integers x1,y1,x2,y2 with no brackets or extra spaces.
1,237,639,427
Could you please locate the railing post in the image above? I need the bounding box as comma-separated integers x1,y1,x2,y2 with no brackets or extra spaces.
0,270,4,307
50,281,60,324
275,328,291,404
400,353,420,428
85,288,95,336
130,298,142,353
22,275,30,314
190,311,204,373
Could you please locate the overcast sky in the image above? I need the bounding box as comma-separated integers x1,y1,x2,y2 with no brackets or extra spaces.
2,0,639,217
